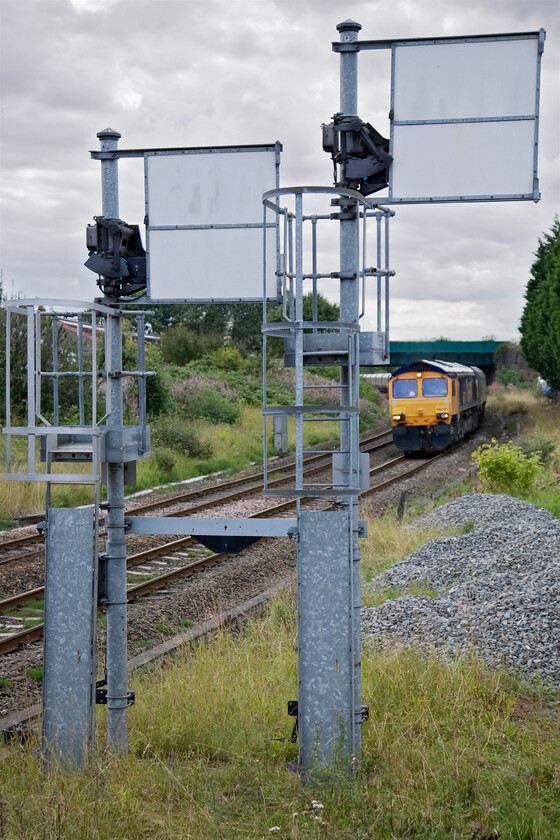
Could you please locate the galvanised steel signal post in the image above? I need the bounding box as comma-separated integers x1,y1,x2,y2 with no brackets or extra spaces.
97,128,129,750
262,20,393,777
337,18,364,768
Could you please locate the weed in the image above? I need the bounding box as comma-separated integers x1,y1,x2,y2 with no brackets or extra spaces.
518,431,557,465
0,677,12,689
25,667,43,683
134,638,156,648
5,606,43,619
22,618,43,629
126,573,156,584
3,598,559,839
177,618,194,629
153,622,174,635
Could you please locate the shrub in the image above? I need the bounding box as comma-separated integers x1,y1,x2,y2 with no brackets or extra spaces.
495,366,528,388
210,346,244,370
518,431,557,466
471,439,543,496
145,345,170,417
183,387,240,425
160,326,223,365
150,417,213,458
152,447,176,478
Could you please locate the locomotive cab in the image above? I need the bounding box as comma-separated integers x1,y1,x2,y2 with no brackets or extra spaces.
389,360,486,453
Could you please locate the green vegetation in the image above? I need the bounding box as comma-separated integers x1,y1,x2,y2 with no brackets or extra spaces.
153,622,175,636
24,667,43,683
520,216,560,391
0,677,12,689
2,592,559,839
471,439,544,496
495,364,529,388
126,574,157,585
22,617,44,629
178,618,194,629
4,604,44,620
459,386,560,516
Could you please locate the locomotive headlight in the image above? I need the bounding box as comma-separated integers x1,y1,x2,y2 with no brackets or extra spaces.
436,412,449,420
392,413,405,421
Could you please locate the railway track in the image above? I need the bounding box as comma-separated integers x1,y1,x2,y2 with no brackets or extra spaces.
0,441,444,657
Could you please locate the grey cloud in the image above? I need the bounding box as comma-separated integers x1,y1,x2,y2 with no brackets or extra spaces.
1,0,558,339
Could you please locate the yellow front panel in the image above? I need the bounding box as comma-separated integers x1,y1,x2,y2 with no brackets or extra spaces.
390,372,452,426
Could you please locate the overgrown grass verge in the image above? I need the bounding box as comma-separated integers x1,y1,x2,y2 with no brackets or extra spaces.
2,593,559,839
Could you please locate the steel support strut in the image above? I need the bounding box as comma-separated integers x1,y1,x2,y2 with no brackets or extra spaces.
337,18,363,769
97,128,129,751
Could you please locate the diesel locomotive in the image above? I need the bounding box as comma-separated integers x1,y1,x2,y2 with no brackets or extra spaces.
389,360,486,453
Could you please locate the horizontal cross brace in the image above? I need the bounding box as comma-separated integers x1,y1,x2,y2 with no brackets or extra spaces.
124,516,298,538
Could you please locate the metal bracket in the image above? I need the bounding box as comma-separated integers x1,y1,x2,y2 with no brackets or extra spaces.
96,680,135,707
356,705,369,723
287,700,299,743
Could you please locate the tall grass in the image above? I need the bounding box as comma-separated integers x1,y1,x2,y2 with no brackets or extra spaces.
359,512,452,607
2,593,559,839
486,384,547,416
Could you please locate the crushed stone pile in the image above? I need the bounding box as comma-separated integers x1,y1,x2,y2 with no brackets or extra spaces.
362,494,560,686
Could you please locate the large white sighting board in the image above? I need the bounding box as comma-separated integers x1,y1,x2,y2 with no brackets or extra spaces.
145,144,280,302
386,32,544,203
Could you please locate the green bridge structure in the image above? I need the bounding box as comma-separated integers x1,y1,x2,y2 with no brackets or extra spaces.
387,340,505,380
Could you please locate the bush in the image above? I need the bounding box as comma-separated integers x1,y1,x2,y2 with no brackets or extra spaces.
145,345,170,417
495,366,528,387
160,326,223,366
183,387,240,425
518,431,557,466
151,417,213,458
471,439,543,496
152,447,176,478
210,346,244,370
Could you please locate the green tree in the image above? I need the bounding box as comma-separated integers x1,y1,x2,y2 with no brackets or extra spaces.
0,275,29,424
520,217,560,391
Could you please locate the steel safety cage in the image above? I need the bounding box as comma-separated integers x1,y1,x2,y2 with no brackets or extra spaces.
2,298,153,485
261,186,394,499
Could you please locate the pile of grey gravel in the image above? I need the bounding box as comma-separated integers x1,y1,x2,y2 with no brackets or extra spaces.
362,494,560,687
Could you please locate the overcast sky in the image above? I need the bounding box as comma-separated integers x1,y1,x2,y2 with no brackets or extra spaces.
1,0,558,342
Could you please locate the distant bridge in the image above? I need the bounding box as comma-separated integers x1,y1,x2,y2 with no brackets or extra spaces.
387,340,504,380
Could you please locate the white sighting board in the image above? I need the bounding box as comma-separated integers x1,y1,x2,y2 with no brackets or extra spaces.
145,145,280,302
387,32,544,203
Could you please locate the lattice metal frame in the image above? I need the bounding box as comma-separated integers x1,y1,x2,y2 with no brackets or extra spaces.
261,186,393,499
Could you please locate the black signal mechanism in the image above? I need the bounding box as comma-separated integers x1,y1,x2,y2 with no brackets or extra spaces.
322,113,392,196
85,216,147,299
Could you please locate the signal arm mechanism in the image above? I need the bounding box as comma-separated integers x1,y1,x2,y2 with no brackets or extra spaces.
322,113,392,196
85,216,147,298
